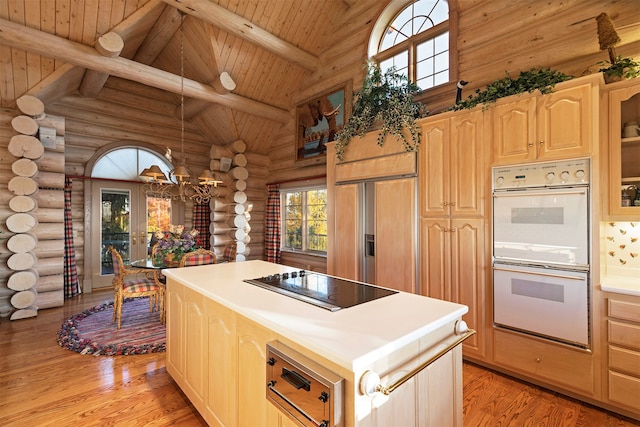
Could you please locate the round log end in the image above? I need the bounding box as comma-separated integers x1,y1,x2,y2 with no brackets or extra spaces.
16,95,45,118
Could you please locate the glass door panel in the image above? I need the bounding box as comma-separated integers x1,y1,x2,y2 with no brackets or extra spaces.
91,181,173,290
101,189,132,275
146,195,172,257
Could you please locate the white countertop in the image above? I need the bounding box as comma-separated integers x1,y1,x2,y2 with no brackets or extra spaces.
601,275,640,297
163,260,468,372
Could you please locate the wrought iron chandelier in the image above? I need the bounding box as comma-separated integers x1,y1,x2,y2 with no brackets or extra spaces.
140,12,222,204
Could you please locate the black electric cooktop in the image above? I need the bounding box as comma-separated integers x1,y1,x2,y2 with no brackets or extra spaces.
243,270,398,311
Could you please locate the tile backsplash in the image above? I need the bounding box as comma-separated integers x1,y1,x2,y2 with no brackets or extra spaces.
604,221,640,277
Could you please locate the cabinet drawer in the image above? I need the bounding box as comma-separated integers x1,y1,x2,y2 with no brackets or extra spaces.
608,320,640,351
609,371,640,409
493,329,594,394
609,299,640,323
609,345,640,377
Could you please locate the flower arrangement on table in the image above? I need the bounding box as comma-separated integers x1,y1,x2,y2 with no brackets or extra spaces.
152,224,201,267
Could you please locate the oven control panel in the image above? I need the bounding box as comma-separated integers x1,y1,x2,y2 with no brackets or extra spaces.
493,158,590,190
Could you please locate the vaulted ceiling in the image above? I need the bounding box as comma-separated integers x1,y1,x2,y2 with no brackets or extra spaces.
0,0,372,155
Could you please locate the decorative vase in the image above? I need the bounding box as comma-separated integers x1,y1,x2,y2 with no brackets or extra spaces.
153,251,180,267
604,74,622,84
162,252,180,267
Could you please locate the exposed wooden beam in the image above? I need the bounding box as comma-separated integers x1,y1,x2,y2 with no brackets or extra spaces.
162,0,322,72
110,0,167,43
133,4,182,65
180,20,237,120
79,32,124,98
0,18,290,123
25,63,85,106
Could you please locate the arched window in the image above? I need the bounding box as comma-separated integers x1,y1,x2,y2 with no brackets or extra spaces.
370,0,452,90
92,147,172,181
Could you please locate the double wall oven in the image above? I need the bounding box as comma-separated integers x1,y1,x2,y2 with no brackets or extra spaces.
492,158,591,348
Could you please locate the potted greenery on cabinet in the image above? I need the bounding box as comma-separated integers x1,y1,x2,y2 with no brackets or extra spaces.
335,62,427,161
599,56,640,83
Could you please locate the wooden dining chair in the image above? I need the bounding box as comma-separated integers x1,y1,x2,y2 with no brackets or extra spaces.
179,248,217,267
108,246,162,329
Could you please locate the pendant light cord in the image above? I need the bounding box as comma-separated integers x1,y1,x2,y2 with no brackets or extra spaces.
180,12,185,167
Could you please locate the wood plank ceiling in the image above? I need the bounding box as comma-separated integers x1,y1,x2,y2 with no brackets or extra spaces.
0,0,354,154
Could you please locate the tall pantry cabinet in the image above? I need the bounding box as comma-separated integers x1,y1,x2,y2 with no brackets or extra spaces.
418,109,488,359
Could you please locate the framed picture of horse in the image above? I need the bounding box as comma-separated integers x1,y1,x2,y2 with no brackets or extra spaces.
295,81,352,167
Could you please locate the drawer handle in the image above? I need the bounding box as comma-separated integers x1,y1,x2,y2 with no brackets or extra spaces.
282,367,311,391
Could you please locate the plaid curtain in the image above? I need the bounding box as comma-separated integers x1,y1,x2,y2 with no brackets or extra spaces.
64,177,81,298
265,184,281,263
193,202,211,249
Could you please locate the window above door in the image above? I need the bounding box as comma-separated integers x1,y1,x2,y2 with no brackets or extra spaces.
92,147,172,181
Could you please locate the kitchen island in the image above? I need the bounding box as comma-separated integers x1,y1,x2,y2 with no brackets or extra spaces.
163,260,469,427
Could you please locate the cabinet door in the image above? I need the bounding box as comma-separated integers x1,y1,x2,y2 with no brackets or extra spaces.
205,299,237,426
450,218,485,358
333,183,360,280
375,178,416,293
450,110,484,217
491,97,536,165
608,84,640,218
236,317,275,427
184,287,207,405
420,218,450,299
166,282,185,381
537,83,593,160
420,118,450,216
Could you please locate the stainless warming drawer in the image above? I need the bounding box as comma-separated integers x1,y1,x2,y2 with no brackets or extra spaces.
266,341,344,427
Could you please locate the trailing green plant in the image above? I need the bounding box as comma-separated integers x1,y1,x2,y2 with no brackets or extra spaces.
453,67,572,111
335,62,428,161
598,55,640,80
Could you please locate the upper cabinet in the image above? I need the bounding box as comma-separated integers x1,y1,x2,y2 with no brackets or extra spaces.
607,79,640,218
491,76,600,165
419,109,485,218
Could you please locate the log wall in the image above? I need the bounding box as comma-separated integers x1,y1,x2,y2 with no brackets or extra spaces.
1,101,65,319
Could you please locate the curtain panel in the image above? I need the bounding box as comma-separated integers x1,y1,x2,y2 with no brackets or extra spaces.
64,177,81,298
265,184,281,263
193,202,211,249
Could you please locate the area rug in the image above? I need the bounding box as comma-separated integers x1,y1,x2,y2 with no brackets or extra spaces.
57,298,166,356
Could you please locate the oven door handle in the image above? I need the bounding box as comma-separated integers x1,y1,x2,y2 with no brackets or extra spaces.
268,382,321,426
493,189,587,198
493,265,586,281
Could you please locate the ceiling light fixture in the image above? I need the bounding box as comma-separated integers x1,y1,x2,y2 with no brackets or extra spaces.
140,12,222,204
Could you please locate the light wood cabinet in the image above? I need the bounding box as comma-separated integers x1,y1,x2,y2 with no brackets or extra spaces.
166,280,279,427
166,269,467,427
491,78,597,165
420,218,485,358
236,317,276,426
493,329,595,395
420,111,484,217
418,109,487,359
605,296,640,416
606,79,640,218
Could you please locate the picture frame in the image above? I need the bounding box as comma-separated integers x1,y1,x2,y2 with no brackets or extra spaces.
295,81,352,167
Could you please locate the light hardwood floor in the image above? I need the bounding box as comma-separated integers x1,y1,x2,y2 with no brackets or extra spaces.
1,290,638,426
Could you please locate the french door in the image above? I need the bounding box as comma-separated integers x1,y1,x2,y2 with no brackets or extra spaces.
90,181,172,290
